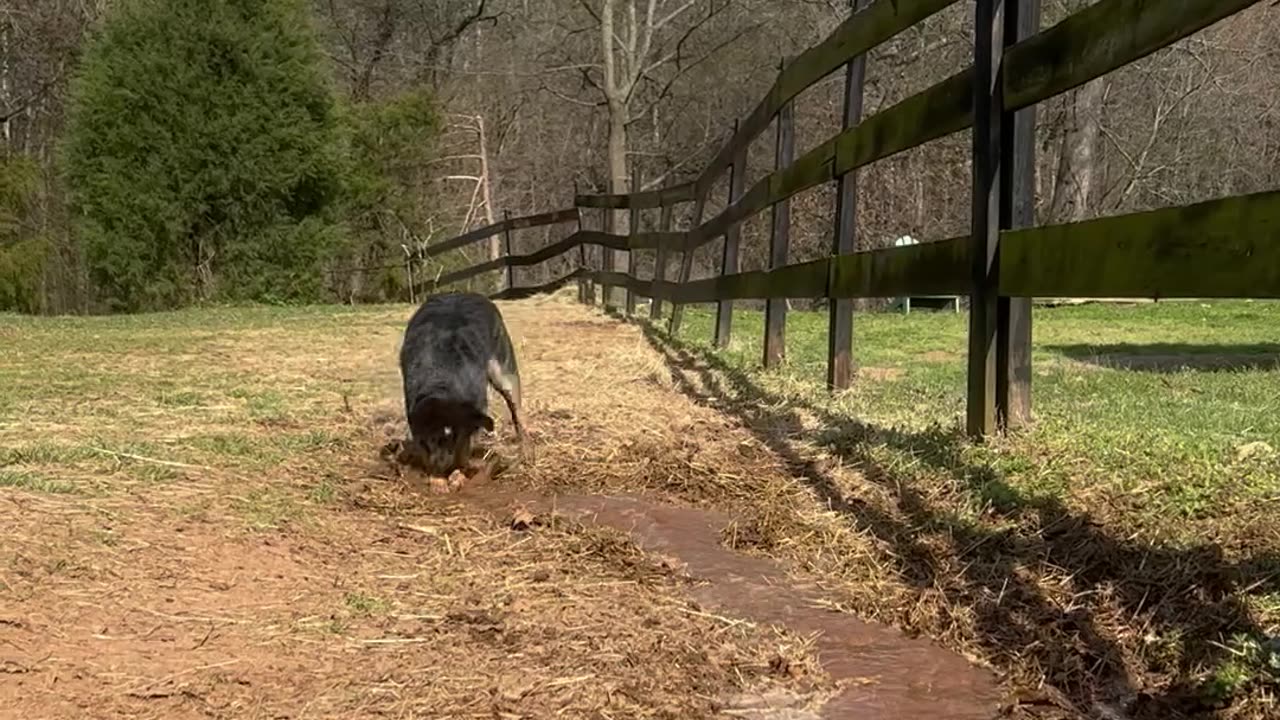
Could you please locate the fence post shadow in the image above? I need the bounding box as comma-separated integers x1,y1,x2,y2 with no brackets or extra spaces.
632,316,1280,720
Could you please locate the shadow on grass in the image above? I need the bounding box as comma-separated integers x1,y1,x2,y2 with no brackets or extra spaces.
1046,344,1280,373
638,321,1280,720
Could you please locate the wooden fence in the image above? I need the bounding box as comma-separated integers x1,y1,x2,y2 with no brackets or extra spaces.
424,0,1280,438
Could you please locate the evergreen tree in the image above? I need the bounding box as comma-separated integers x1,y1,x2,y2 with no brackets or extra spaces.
64,0,348,310
0,156,46,313
339,88,442,303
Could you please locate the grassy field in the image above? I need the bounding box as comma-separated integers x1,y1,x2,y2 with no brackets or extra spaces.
666,299,1280,715
3,297,1279,718
0,305,386,500
676,300,1280,534
0,302,835,718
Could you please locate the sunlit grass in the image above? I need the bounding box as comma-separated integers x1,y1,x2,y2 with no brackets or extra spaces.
675,300,1280,529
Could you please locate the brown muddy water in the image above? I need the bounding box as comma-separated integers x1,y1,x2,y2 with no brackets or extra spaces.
449,476,1002,719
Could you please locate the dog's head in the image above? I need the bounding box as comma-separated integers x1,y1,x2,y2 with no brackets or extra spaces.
406,397,494,474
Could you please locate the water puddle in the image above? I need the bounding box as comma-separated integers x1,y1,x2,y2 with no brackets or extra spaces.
450,480,1001,719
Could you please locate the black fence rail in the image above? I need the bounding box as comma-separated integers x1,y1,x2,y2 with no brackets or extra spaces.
422,0,1279,438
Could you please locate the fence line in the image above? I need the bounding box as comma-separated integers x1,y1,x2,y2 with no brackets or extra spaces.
323,206,583,295
420,0,1276,438
423,207,579,260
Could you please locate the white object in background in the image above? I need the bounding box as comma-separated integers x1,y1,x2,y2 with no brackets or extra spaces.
893,235,918,313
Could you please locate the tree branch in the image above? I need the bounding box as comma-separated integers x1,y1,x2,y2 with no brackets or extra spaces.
629,17,760,113
653,0,697,32
575,0,602,23
429,0,498,48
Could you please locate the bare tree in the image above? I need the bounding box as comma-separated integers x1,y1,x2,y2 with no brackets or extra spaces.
314,0,499,98
554,0,760,228
8,0,1280,309
438,113,499,257
1046,76,1106,222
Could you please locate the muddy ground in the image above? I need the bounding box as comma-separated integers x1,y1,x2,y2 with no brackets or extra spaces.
0,294,999,719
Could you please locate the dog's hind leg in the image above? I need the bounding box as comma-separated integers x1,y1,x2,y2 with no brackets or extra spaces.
486,358,525,443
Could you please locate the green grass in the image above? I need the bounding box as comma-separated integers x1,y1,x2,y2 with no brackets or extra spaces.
343,591,389,616
0,469,81,495
662,300,1280,711
0,304,406,520
307,475,340,504
232,388,292,424
188,433,279,462
1,442,100,466
673,300,1280,533
1205,633,1280,703
234,485,302,530
157,389,206,407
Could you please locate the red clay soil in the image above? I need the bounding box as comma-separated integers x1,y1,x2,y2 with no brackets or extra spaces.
1,294,1003,719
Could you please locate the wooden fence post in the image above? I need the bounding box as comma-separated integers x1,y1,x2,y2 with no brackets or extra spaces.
502,210,515,293
583,224,597,306
999,0,1039,429
668,194,706,335
403,245,416,305
714,119,745,349
967,0,1005,438
826,30,868,391
651,203,674,320
601,206,617,312
575,202,589,304
626,165,640,316
764,58,795,370
585,202,598,305
572,183,585,304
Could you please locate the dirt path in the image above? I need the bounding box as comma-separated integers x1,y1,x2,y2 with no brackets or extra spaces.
466,297,1004,718
1,295,999,718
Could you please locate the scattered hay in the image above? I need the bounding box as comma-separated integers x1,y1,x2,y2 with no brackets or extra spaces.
856,366,904,382
16,297,1271,718
1,301,840,719
482,300,1280,720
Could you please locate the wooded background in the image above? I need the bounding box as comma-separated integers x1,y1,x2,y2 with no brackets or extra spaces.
2,0,1278,312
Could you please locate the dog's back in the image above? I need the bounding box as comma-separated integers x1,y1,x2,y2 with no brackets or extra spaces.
398,293,523,474
400,293,497,431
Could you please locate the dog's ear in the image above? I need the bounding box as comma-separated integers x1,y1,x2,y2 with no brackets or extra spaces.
407,396,443,433
413,396,493,434
470,409,495,433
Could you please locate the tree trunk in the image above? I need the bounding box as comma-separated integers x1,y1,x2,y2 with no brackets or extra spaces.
603,101,630,307
1047,76,1106,223
599,0,629,305
1,18,11,150
475,114,499,262
607,98,630,229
